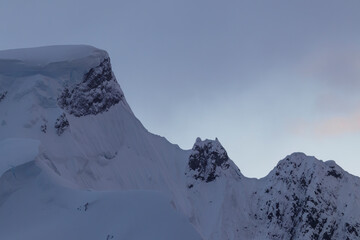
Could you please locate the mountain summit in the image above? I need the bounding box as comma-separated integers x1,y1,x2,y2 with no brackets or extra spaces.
188,138,231,182
0,46,359,240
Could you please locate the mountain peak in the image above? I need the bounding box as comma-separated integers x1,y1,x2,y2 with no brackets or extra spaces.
187,138,230,182
254,152,359,240
272,152,345,180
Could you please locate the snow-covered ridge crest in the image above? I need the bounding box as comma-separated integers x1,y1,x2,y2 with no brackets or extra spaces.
0,45,131,119
0,45,106,65
269,152,346,181
0,45,108,79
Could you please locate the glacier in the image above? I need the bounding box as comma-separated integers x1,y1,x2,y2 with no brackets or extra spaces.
0,45,359,240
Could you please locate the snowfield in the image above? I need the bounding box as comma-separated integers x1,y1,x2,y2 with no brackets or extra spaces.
1,45,360,240
0,162,200,240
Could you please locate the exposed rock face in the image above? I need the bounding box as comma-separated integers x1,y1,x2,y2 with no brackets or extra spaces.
251,153,360,240
0,91,7,103
58,58,123,117
54,113,69,135
188,138,230,182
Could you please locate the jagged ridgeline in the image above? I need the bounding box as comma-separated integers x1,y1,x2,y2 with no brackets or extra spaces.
0,45,360,240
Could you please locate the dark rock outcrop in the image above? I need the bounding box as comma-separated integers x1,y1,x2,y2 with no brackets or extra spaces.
55,113,69,135
58,58,123,117
188,138,230,182
0,91,7,103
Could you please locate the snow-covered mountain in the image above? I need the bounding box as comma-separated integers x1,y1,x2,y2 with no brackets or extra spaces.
0,45,359,240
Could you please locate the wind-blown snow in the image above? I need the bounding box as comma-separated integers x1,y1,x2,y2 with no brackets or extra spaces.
0,138,40,176
0,45,105,65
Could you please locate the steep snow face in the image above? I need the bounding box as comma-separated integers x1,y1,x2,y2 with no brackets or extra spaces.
0,45,202,239
0,45,177,192
0,44,194,216
0,46,139,189
0,45,129,138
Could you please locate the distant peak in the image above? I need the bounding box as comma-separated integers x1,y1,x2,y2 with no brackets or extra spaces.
270,152,345,181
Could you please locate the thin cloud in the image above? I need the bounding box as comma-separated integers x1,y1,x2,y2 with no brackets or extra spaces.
316,112,360,137
291,110,360,137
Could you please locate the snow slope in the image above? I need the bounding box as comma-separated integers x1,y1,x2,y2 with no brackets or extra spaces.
1,45,360,240
0,161,201,240
0,138,39,176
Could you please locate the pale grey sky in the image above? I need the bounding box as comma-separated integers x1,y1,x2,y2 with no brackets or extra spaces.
1,0,360,177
